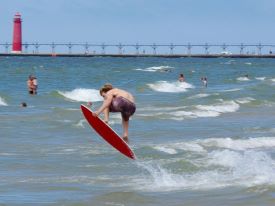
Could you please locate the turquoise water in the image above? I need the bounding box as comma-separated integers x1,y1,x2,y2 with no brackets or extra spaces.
0,57,275,205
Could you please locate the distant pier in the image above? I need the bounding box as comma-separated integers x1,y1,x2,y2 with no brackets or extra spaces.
2,53,275,58
1,42,275,58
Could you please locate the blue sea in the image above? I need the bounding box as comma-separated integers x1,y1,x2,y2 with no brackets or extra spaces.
0,56,275,205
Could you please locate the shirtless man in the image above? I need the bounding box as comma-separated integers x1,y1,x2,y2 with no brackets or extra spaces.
93,84,136,143
178,74,185,82
27,75,34,94
32,76,38,94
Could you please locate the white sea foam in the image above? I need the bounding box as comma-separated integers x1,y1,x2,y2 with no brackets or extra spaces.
75,119,86,128
236,97,255,104
147,81,194,93
196,100,240,114
153,142,206,154
237,77,250,81
222,88,242,92
207,150,275,186
255,77,266,81
136,162,187,191
153,137,275,155
136,156,275,191
58,88,102,102
136,137,275,191
271,78,275,82
0,96,8,106
138,100,240,120
154,146,178,154
200,137,275,150
139,106,187,112
135,66,173,72
137,110,221,121
188,93,212,99
171,110,220,118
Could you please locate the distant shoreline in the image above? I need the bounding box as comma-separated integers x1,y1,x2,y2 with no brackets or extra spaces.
1,53,275,58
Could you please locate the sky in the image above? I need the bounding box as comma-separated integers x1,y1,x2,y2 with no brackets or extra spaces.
0,0,275,51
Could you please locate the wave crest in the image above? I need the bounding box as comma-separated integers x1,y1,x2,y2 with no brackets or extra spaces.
148,81,194,93
0,96,8,106
58,88,102,102
136,66,173,72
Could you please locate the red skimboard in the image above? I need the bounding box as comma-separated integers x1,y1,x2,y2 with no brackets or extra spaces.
80,104,136,160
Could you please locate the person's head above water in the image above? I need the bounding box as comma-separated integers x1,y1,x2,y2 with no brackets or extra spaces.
21,102,27,107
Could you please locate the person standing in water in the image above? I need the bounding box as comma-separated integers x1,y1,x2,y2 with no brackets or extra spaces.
27,75,38,95
27,75,34,94
201,77,208,88
178,73,185,82
32,76,38,94
93,83,136,143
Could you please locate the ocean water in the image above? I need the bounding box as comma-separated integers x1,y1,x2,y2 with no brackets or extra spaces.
0,56,275,206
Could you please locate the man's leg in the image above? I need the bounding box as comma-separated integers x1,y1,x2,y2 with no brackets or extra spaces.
122,116,129,143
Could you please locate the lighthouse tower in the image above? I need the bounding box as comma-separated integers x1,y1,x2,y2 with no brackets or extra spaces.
12,12,22,53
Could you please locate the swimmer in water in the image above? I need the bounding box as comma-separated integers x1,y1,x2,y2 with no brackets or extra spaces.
21,102,27,107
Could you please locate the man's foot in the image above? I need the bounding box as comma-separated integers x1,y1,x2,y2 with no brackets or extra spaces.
123,136,129,143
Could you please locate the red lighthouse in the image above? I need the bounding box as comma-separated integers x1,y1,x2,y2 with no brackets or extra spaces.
12,12,22,53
